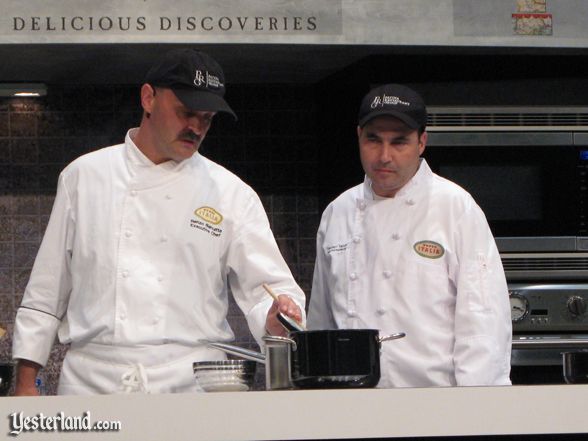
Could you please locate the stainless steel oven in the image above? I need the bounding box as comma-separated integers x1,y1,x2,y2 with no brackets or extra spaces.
500,237,588,384
508,282,588,384
425,106,588,384
425,107,588,239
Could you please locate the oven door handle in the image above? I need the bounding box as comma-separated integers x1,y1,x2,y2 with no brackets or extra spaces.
512,338,588,349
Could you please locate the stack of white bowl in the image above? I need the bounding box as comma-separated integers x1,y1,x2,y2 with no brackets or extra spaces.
193,360,257,392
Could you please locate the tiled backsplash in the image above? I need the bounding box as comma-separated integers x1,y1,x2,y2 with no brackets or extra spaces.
0,84,319,394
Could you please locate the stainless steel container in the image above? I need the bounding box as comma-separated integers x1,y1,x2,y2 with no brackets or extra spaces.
262,335,293,390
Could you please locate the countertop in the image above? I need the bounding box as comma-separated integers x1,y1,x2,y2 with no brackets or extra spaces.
1,385,587,440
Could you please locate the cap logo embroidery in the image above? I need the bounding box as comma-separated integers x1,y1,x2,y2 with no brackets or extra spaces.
413,240,445,259
371,94,410,109
193,70,223,89
195,206,223,225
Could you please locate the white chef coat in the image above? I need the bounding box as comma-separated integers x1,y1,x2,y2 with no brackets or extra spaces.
308,159,511,388
13,128,305,394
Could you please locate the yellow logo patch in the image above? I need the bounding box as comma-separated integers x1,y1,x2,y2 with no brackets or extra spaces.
413,241,445,259
194,206,223,225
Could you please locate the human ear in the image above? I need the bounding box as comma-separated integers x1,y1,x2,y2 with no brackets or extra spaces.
140,84,156,115
418,131,427,155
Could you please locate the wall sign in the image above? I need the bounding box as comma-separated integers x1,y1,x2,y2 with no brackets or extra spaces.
0,0,342,42
2,0,588,47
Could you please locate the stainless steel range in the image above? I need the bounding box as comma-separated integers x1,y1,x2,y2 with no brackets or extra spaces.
498,236,588,384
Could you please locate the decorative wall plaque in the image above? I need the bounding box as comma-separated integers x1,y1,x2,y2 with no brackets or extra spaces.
513,0,552,35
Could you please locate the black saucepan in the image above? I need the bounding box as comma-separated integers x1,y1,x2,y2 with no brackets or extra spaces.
275,312,405,388
286,329,405,388
563,350,588,384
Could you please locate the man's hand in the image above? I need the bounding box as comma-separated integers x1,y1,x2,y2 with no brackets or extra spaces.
14,359,41,396
265,295,303,337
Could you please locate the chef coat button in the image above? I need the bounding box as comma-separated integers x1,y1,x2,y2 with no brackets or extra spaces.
165,194,172,200
353,236,361,244
157,275,164,282
392,233,400,240
349,272,358,281
130,190,138,197
383,270,392,278
160,235,168,243
405,199,415,206
348,310,357,317
121,270,129,278
125,230,132,238
358,201,366,210
376,308,386,315
153,316,161,324
120,313,126,320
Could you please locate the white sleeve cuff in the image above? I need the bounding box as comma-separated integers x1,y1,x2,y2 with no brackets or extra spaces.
12,307,61,367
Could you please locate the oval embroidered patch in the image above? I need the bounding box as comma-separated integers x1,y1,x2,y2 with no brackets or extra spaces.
413,240,445,259
195,206,223,225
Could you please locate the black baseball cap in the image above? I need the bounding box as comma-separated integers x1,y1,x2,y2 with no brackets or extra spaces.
358,84,427,130
145,48,237,120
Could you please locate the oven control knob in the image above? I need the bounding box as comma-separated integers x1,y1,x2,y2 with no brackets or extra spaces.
567,296,587,316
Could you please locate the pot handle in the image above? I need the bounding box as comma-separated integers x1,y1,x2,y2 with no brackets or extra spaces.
263,335,297,351
379,332,406,343
206,342,266,364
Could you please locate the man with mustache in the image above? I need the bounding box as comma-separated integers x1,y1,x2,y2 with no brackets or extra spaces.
12,48,305,395
308,84,511,388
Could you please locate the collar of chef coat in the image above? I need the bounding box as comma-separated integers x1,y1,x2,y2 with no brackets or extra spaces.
124,128,196,189
362,158,431,203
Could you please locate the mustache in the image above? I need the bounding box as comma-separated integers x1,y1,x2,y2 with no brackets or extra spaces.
178,130,201,143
